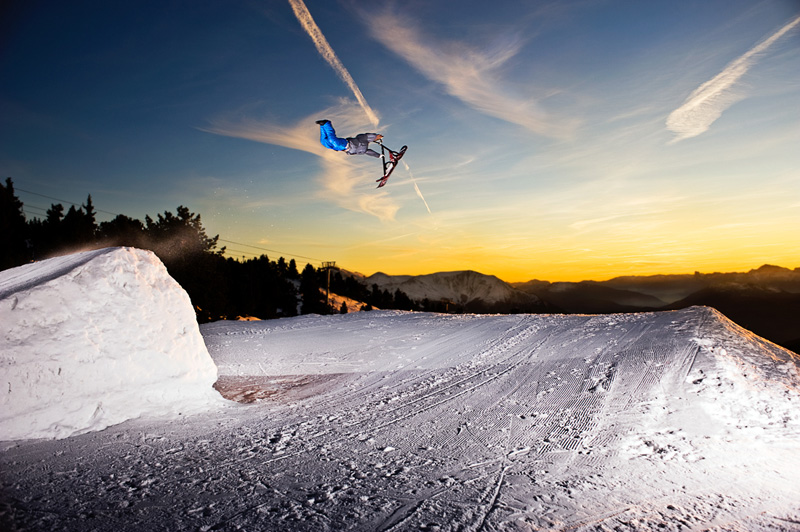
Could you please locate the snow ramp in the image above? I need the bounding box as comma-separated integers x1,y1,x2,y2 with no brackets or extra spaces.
0,247,221,441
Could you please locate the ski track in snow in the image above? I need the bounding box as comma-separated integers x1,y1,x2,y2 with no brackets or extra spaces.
3,307,800,531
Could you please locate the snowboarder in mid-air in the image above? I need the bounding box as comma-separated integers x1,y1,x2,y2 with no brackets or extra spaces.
316,119,383,158
316,119,408,188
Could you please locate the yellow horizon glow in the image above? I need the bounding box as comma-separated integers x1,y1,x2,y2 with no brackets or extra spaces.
340,257,800,284
222,244,799,284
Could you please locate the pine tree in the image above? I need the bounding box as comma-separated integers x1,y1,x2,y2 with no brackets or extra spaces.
300,263,325,314
61,202,96,247
98,214,146,248
0,178,28,269
46,203,64,224
393,289,415,311
82,195,97,241
287,259,299,279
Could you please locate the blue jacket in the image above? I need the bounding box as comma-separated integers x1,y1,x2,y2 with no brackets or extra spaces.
319,122,348,151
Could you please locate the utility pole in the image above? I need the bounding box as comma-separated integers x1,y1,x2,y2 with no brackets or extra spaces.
322,261,336,313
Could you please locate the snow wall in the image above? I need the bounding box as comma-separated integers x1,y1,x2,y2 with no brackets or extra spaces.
0,247,222,441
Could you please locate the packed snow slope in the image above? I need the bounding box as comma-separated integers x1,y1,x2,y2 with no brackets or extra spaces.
3,307,800,531
0,247,220,441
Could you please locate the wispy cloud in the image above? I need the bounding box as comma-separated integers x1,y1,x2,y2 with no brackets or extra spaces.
365,10,575,139
202,101,398,221
288,0,380,127
666,15,800,142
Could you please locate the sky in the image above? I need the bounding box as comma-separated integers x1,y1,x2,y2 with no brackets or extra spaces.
2,0,799,282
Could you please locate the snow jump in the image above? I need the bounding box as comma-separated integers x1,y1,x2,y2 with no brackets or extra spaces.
316,119,407,188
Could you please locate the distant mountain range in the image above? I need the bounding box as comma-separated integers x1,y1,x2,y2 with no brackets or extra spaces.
364,265,800,353
365,270,552,313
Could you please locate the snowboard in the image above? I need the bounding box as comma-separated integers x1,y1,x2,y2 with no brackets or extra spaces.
376,145,408,188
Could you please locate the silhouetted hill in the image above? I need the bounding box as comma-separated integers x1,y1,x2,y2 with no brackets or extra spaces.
600,264,800,303
663,284,800,347
514,280,666,313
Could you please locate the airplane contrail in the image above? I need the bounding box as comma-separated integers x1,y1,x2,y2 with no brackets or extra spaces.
288,0,380,127
402,160,432,214
666,15,800,142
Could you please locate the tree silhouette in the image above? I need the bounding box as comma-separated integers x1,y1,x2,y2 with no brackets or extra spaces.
288,259,299,279
1,183,419,323
98,214,147,248
393,289,415,311
300,263,327,314
0,178,28,269
61,197,96,246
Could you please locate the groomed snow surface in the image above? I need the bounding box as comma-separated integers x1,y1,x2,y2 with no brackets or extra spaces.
2,250,800,531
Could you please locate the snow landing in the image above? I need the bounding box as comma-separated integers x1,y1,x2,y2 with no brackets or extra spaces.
2,305,800,530
0,247,221,441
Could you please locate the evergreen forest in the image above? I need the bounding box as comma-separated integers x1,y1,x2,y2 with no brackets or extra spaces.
1,178,418,322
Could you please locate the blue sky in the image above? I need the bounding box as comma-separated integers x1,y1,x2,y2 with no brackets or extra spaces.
2,0,799,281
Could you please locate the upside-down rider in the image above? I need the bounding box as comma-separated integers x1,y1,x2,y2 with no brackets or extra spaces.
316,119,398,162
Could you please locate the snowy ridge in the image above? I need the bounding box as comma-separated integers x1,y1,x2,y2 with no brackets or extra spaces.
367,270,542,310
0,247,222,441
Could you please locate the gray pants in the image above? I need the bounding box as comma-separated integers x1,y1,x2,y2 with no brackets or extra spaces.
345,133,381,158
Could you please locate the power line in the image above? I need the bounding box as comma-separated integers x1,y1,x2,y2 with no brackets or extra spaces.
22,205,48,215
218,239,324,264
222,247,257,257
220,246,323,266
14,187,120,217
